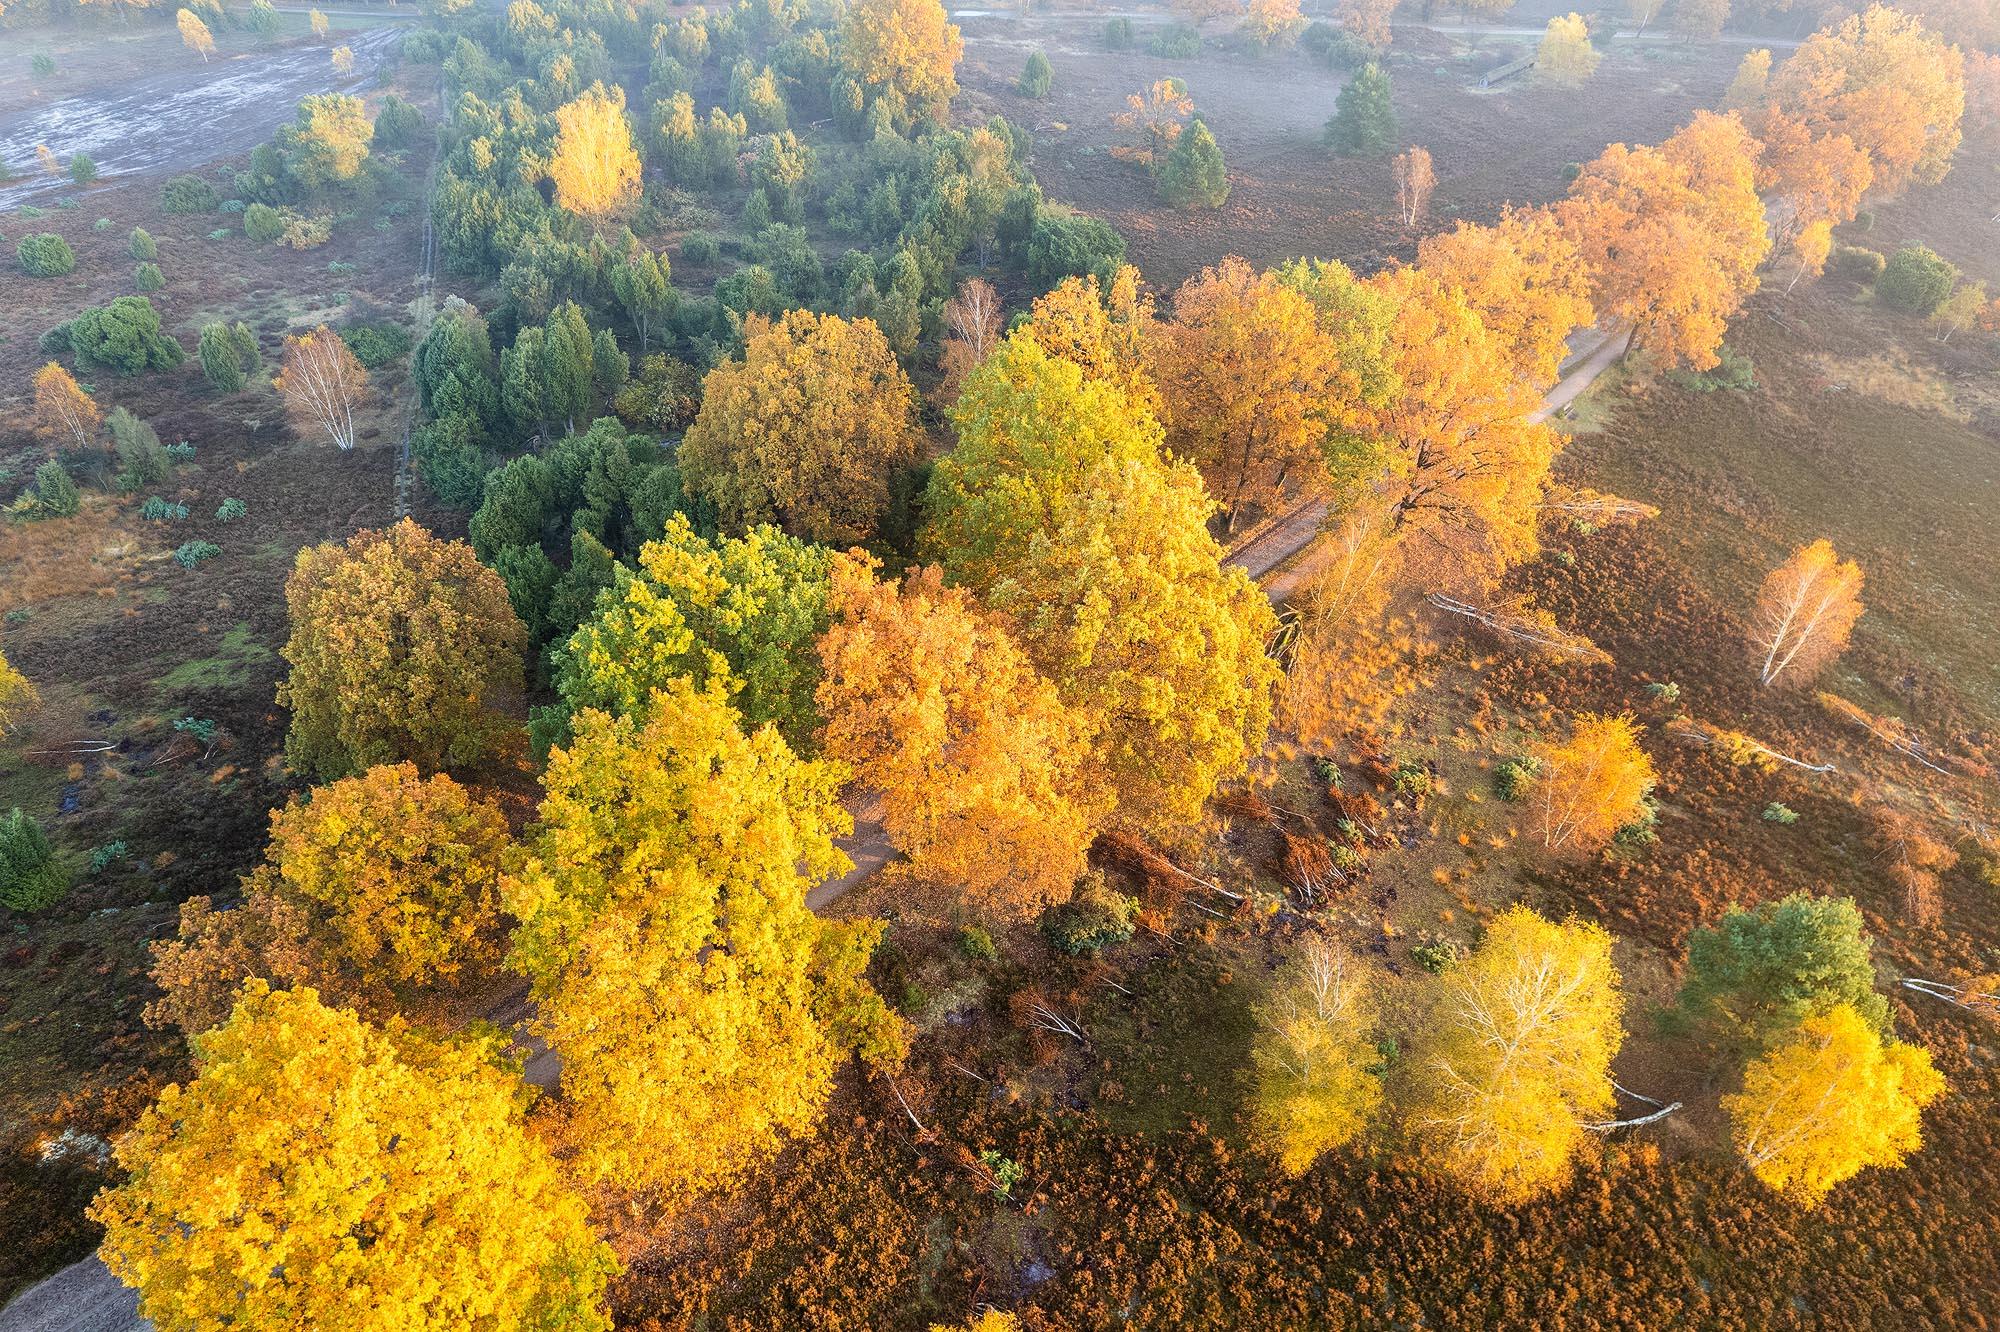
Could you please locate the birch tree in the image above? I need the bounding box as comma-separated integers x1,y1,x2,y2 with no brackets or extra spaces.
1250,933,1384,1175
1748,538,1864,687
1525,712,1658,855
31,361,101,454
275,325,369,450
1392,145,1435,229
177,7,215,62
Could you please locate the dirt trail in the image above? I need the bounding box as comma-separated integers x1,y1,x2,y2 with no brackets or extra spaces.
0,28,399,210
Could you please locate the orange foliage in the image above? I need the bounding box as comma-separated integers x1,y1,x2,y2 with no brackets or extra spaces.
1417,206,1595,387
1525,713,1658,855
1748,538,1864,688
31,362,100,455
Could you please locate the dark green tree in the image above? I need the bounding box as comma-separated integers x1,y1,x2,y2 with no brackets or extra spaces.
1018,51,1053,98
0,808,69,913
1675,893,1892,1051
608,248,675,353
1325,63,1397,156
1876,245,1959,316
199,324,246,392
1158,116,1229,209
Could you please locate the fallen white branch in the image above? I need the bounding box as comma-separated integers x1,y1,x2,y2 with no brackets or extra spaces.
1585,1102,1684,1131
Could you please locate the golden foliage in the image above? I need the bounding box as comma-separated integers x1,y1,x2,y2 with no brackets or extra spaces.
548,82,641,221
1250,933,1384,1175
176,7,214,61
0,647,39,738
1417,206,1595,387
1016,265,1162,420
1749,538,1864,688
681,310,923,545
1725,1002,1947,1208
1866,803,1956,928
277,519,527,779
505,680,905,1197
1114,78,1193,164
273,324,368,450
1277,515,1421,747
937,276,1003,406
1536,13,1600,87
1526,712,1657,854
840,0,963,121
1725,47,1772,110
32,361,100,454
1408,907,1624,1202
817,555,1099,922
93,982,617,1332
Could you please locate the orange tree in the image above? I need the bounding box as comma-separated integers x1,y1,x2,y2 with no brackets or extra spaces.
277,518,526,779
31,361,101,454
93,982,617,1332
1524,712,1658,855
1416,207,1595,387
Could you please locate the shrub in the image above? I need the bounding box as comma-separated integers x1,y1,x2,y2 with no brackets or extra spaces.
69,154,97,185
141,496,190,522
109,408,170,486
958,925,999,962
128,226,157,260
133,261,165,293
1158,117,1229,209
341,322,411,369
0,808,69,913
280,210,333,250
373,93,427,148
1148,24,1202,57
1762,802,1800,825
1041,876,1139,957
1876,245,1958,316
1326,63,1397,156
402,28,450,62
32,54,56,77
160,173,220,214
16,233,75,277
1018,51,1053,98
1103,16,1134,48
1411,938,1463,974
1830,245,1885,282
243,202,285,242
27,461,80,519
1026,208,1127,292
165,441,195,462
216,497,247,522
681,231,721,264
1492,755,1541,801
89,841,129,874
198,323,247,391
1667,342,1756,392
174,540,222,569
94,216,113,231
66,296,185,375
1302,21,1372,67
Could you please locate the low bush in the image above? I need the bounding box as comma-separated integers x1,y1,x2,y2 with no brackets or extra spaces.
958,925,999,962
67,296,185,375
1830,244,1885,282
0,808,69,913
160,173,220,214
1667,343,1756,392
1762,802,1800,825
16,233,75,277
1026,207,1126,292
341,322,411,369
26,462,80,519
109,409,169,487
1492,755,1541,801
1018,51,1053,98
1148,23,1202,57
681,231,721,264
215,497,247,522
128,227,156,261
1877,245,1958,316
69,154,97,185
174,540,221,570
1103,16,1134,48
133,261,165,293
243,202,284,242
373,93,427,147
1041,876,1139,957
140,496,189,522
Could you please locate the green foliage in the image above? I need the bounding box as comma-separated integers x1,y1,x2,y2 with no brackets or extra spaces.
1148,24,1203,58
245,0,281,36
502,302,598,435
1325,63,1397,156
66,296,185,375
1303,21,1373,68
108,408,169,487
372,93,428,148
274,93,375,192
958,925,999,962
141,497,190,522
0,808,69,913
1041,876,1139,957
1666,343,1756,392
164,441,195,462
681,231,721,264
1676,893,1891,1051
341,322,411,369
978,1150,1026,1200
1876,245,1958,315
401,27,450,62
88,841,129,874
198,323,250,392
69,154,97,185
26,461,80,519
128,227,157,261
216,498,247,522
16,233,75,277
174,541,222,570
1103,16,1134,48
243,202,285,242
1831,245,1885,282
1761,802,1800,825
1025,207,1126,292
1411,938,1463,974
1492,755,1541,801
33,54,57,77
1158,117,1229,209
1018,51,1053,98
160,174,220,214
133,261,165,293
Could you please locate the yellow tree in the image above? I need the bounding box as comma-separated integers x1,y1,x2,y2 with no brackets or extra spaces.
31,361,101,454
1242,0,1307,47
1015,266,1162,420
922,330,1162,593
840,0,963,125
1749,538,1864,687
309,5,327,38
1537,13,1600,86
1724,1002,1946,1208
1786,218,1834,293
680,311,924,545
274,325,369,450
1277,513,1419,747
1115,78,1193,166
331,44,354,76
1561,111,1770,370
1250,933,1383,1175
1755,106,1874,242
0,648,38,738
986,455,1278,834
1725,47,1772,109
1392,145,1435,229
176,7,214,62
931,1315,1019,1332
1343,267,1560,581
1417,206,1595,386
1337,0,1398,48
505,680,905,1198
1407,907,1624,1202
92,982,618,1332
1151,255,1345,529
816,555,1100,922
1524,712,1658,855
549,83,642,222
1765,3,1966,196
278,519,527,779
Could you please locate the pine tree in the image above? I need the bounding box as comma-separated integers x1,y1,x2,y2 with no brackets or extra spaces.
1158,117,1230,209
1325,63,1396,156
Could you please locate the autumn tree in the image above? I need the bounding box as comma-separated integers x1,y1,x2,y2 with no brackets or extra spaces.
1014,266,1162,419
1243,0,1307,46
681,311,924,545
1524,713,1658,855
31,361,100,454
1407,907,1624,1202
1764,4,1966,198
1786,218,1834,293
1337,0,1398,47
278,519,526,779
550,83,642,222
1151,255,1345,528
0,649,38,738
1675,892,1892,1052
1417,207,1594,386
1627,0,1666,34
1929,279,1987,341
331,44,354,75
309,6,328,37
506,680,905,1198
1725,47,1771,109
937,276,1003,405
1561,111,1770,370
1276,514,1418,746
1748,538,1864,687
1250,933,1383,1175
1537,13,1601,86
551,516,832,750
176,7,214,62
94,982,617,1332
1724,1002,1946,1208
1868,803,1955,927
1115,78,1193,166
922,331,1163,592
1672,0,1730,41
1392,145,1434,229
987,456,1279,833
274,93,372,190
840,0,963,128
274,324,369,450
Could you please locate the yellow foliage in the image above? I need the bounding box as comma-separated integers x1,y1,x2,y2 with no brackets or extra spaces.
1536,13,1600,87
32,360,102,454
1015,265,1162,420
92,982,617,1332
549,82,641,220
277,519,527,779
840,0,962,123
1749,538,1864,687
930,1314,1019,1332
0,647,39,737
1408,907,1624,1202
817,556,1101,922
1526,712,1657,854
1418,207,1595,388
505,680,905,1198
1250,934,1383,1174
1725,1003,1946,1208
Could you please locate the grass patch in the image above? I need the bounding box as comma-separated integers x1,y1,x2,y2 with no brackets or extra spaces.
154,622,273,695
1085,936,1258,1139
